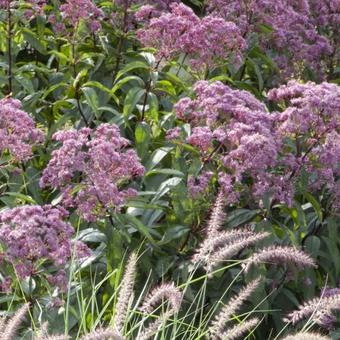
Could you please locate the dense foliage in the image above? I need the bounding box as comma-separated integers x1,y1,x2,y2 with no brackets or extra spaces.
0,0,339,338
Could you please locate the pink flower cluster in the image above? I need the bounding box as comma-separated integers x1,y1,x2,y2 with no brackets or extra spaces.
49,0,104,33
269,80,340,209
188,171,214,198
136,3,246,71
0,0,46,20
135,0,180,22
173,80,283,204
0,97,44,161
310,0,340,76
24,0,47,19
0,205,90,290
40,124,144,221
111,0,179,32
208,0,333,79
172,80,340,208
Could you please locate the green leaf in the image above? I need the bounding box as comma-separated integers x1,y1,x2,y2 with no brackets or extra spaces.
145,147,173,171
73,69,88,89
124,214,157,245
105,225,124,275
209,75,234,84
305,236,320,256
152,177,182,202
225,209,260,228
2,192,36,204
21,28,47,54
146,92,159,122
82,87,99,117
115,61,150,82
135,122,151,159
111,75,145,96
141,52,156,67
258,23,274,34
155,80,176,97
303,192,323,221
83,81,115,96
162,72,187,91
146,168,184,177
246,58,264,91
123,87,145,121
159,225,190,245
324,217,340,278
48,50,69,64
42,82,68,99
77,228,107,243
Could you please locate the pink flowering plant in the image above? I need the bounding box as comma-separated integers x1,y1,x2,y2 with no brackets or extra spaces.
168,79,340,210
48,0,104,35
0,97,44,162
0,204,90,294
0,0,339,338
40,123,144,221
208,0,336,80
136,3,246,75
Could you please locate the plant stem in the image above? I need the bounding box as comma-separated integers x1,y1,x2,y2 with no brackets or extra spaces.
179,220,199,252
113,0,129,82
203,143,222,164
75,91,89,127
140,59,162,121
176,53,188,77
301,223,322,248
7,0,12,94
178,261,241,288
289,128,329,180
108,213,115,229
140,79,151,121
72,42,89,127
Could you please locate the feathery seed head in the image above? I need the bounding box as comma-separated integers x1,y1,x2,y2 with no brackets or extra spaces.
137,312,173,340
206,190,226,237
114,253,138,333
40,335,70,340
138,283,182,340
245,246,316,273
206,232,270,272
80,328,124,340
219,317,259,340
281,332,330,340
140,282,182,315
1,303,30,340
284,294,340,327
192,228,256,266
209,278,261,338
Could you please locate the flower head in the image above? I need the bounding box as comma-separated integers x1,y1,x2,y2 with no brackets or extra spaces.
50,0,104,33
0,97,44,161
0,205,89,290
208,0,332,79
40,124,144,221
136,3,245,71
